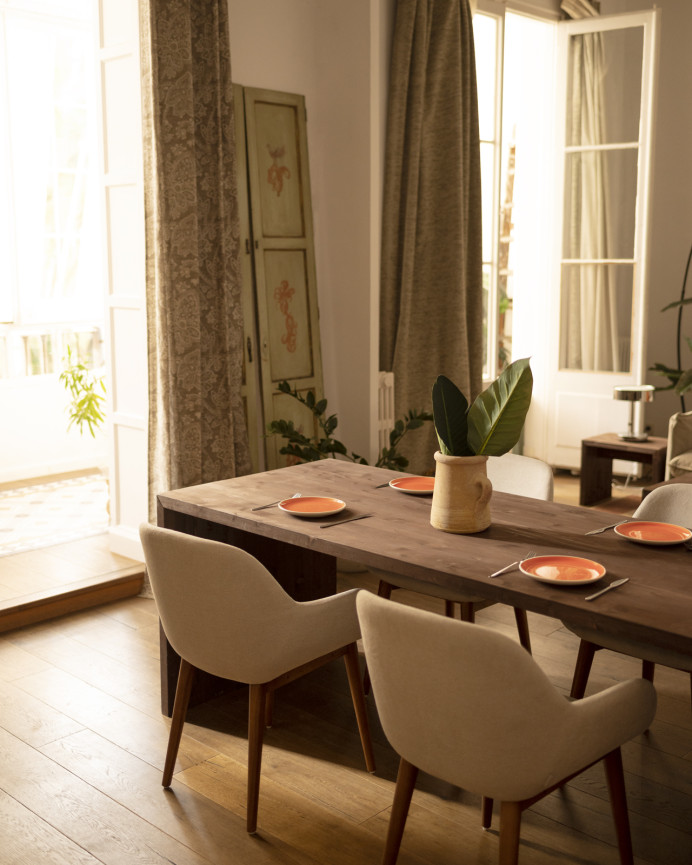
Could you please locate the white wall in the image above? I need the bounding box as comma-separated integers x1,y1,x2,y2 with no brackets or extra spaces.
228,0,388,461
0,376,107,484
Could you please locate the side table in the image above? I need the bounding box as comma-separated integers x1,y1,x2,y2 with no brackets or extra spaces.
580,433,668,507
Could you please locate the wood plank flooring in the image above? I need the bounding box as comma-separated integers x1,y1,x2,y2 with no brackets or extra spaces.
0,571,690,864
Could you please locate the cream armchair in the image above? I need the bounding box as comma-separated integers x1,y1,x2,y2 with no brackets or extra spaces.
666,409,692,478
139,523,375,834
357,591,656,865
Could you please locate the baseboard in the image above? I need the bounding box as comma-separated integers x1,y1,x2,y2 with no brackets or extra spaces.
0,566,145,633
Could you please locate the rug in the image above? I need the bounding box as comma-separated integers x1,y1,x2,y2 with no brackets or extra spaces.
0,474,109,557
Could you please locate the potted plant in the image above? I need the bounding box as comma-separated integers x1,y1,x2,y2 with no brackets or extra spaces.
430,357,533,533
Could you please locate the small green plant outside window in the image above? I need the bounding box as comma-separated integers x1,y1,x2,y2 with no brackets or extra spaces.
59,346,106,438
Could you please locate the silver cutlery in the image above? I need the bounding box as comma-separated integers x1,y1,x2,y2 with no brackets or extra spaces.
320,514,373,529
585,519,630,536
489,550,535,578
251,492,301,511
585,577,629,601
375,481,393,489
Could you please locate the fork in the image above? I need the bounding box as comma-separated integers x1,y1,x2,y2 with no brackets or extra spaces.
251,492,301,511
489,550,535,578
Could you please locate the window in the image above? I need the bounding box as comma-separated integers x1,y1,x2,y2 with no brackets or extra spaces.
0,0,103,377
474,3,555,382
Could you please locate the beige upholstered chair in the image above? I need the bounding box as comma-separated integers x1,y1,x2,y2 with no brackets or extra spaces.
139,523,375,834
357,592,656,865
369,454,554,655
566,484,692,705
665,410,692,479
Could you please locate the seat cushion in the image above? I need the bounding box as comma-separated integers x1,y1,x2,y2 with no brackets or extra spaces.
669,451,692,475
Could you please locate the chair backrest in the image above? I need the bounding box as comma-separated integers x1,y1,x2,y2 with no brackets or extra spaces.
140,523,300,682
666,410,692,477
486,452,554,501
633,483,692,527
356,591,655,802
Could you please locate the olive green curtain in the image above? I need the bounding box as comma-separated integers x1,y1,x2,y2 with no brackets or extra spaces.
380,0,483,475
140,0,250,521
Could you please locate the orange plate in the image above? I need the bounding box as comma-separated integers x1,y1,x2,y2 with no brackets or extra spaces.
519,555,606,586
614,520,692,545
278,496,346,518
389,477,435,495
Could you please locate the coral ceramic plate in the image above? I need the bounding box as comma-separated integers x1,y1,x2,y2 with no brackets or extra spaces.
389,477,435,495
278,496,346,518
519,555,606,586
614,521,692,545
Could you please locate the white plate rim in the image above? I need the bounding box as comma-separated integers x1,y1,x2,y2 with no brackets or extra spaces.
614,520,692,546
519,555,606,586
278,496,346,518
389,477,435,495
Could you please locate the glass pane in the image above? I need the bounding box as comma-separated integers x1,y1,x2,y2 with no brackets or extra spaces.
566,27,643,147
480,141,494,262
562,149,638,261
473,13,498,142
482,263,491,379
559,263,633,372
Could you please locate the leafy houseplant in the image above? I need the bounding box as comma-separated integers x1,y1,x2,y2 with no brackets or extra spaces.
267,380,432,472
59,347,107,438
432,356,533,456
429,357,533,534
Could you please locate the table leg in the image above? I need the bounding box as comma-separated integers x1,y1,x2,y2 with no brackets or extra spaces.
580,445,614,506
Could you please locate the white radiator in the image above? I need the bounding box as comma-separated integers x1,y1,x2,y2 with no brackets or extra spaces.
378,371,395,452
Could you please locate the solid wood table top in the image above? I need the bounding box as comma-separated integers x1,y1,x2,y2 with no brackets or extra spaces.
158,460,692,657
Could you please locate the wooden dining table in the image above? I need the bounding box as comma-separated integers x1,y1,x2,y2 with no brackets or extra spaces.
156,459,692,715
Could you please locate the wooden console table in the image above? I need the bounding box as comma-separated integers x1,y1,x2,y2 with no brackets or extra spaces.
580,433,667,506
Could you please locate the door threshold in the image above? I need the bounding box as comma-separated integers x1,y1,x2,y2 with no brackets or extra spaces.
0,566,144,633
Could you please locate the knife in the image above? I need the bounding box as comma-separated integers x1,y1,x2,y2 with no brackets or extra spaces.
585,577,629,601
584,520,630,536
320,514,372,529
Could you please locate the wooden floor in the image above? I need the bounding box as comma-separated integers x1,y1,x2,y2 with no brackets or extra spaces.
0,473,689,864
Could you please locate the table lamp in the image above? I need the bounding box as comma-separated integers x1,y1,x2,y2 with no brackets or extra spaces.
613,385,655,442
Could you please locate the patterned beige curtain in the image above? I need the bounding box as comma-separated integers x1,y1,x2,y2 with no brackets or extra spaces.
140,0,250,520
380,0,483,475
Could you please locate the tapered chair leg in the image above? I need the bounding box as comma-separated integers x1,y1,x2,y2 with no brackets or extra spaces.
513,608,532,654
343,643,376,772
499,801,522,865
642,660,655,683
383,758,419,865
571,639,597,699
163,659,196,788
603,748,634,865
481,795,494,829
247,683,268,834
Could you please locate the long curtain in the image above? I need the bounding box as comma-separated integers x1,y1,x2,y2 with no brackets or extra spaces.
140,0,250,521
380,0,483,475
561,0,619,371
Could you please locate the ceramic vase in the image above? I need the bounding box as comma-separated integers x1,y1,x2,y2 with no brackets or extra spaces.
430,451,492,533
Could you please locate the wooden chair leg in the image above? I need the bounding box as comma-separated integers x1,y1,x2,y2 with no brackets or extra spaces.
481,795,494,829
513,608,532,654
343,643,376,772
603,748,634,865
162,659,196,788
382,758,419,865
642,660,655,683
498,801,522,865
264,690,275,728
247,683,268,834
570,639,597,699
459,602,475,623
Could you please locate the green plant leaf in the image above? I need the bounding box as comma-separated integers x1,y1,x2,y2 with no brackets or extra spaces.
675,368,692,395
661,297,692,312
467,357,533,455
432,375,472,456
